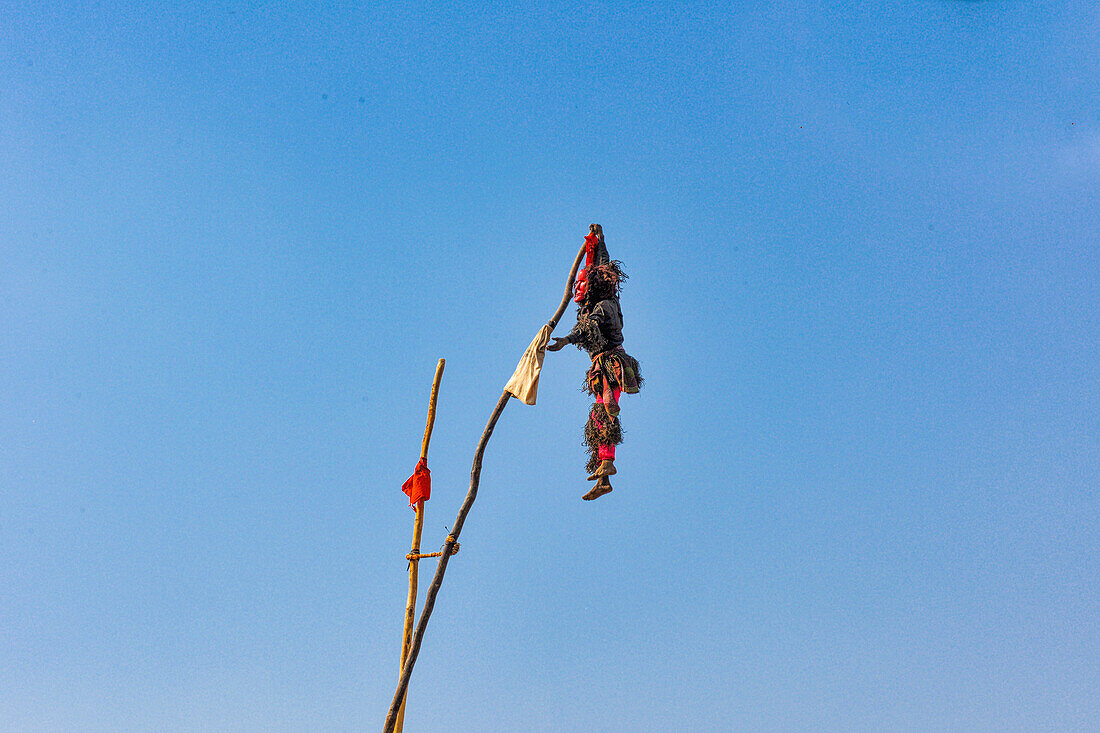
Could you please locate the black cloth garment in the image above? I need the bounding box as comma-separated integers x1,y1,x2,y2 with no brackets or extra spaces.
566,297,624,357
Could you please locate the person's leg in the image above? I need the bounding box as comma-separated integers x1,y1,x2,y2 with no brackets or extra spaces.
596,390,621,461
587,390,620,480
602,373,620,416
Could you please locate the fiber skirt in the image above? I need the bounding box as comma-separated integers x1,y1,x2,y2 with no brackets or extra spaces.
584,347,642,397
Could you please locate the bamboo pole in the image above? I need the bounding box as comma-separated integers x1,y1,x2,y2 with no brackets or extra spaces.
382,243,587,733
394,358,445,733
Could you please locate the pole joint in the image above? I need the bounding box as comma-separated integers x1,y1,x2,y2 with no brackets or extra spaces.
406,537,460,561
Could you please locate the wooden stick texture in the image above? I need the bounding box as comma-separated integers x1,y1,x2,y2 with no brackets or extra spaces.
383,392,510,733
394,358,445,733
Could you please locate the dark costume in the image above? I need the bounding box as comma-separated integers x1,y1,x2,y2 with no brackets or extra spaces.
559,227,642,495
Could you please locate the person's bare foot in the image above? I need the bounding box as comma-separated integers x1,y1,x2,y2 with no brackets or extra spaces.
582,477,613,501
586,459,617,481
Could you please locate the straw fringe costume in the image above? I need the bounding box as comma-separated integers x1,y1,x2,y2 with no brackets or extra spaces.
549,225,642,500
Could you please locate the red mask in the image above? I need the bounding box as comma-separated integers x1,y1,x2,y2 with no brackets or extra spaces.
573,268,588,303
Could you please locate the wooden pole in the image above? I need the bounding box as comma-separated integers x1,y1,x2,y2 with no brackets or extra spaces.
383,243,587,733
394,358,445,733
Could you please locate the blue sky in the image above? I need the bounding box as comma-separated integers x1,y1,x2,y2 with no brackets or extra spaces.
2,2,1098,731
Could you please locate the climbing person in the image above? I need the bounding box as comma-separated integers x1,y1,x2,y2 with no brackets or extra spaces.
547,224,642,501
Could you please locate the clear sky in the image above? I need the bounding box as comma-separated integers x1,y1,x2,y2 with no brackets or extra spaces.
3,2,1098,731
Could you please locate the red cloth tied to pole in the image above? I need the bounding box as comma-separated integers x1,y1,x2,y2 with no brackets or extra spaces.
402,458,431,507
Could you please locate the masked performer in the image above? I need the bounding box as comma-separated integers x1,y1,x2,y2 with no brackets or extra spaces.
548,224,642,501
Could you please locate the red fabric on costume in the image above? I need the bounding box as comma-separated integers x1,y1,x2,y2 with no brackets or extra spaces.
584,232,598,268
401,458,431,507
575,231,600,303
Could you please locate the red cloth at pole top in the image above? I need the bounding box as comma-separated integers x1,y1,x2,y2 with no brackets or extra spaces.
402,458,431,507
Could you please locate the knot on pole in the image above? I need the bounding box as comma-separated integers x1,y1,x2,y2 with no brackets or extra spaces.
406,539,460,561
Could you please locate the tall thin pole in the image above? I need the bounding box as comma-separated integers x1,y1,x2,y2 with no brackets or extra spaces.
383,243,586,733
395,358,445,733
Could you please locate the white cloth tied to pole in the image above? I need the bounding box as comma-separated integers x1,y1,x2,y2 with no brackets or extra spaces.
503,324,553,405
